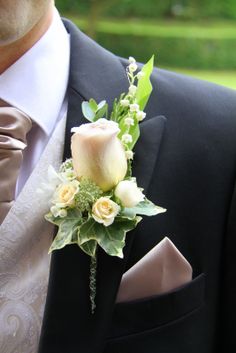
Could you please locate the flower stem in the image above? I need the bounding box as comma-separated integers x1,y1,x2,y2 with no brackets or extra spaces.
89,251,97,314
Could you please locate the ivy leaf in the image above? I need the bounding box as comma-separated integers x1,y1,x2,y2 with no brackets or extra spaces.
78,218,98,256
120,207,136,219
48,209,82,253
122,199,167,218
49,219,81,253
78,216,141,258
80,239,97,257
82,101,95,122
45,213,64,226
136,55,154,111
79,218,97,243
94,217,141,258
134,200,166,216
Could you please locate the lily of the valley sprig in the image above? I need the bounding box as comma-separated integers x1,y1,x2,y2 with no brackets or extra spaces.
44,56,166,312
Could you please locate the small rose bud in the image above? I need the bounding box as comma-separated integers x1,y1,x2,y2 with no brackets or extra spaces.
92,197,120,226
52,180,80,208
122,134,133,144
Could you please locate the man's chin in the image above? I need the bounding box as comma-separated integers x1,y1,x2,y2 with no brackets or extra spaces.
0,27,26,47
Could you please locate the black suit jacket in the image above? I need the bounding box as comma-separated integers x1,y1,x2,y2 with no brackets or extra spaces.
38,19,236,353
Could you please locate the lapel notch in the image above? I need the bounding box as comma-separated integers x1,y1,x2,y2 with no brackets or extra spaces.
133,115,166,193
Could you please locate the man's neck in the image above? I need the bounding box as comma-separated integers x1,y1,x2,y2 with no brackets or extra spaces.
0,5,54,74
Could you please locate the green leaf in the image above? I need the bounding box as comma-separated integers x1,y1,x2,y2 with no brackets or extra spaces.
89,98,98,112
129,121,140,150
49,219,80,253
45,213,64,226
120,207,136,219
97,100,106,110
82,101,95,122
80,239,97,257
136,55,154,111
94,217,141,258
94,103,108,121
110,93,126,122
48,209,82,253
77,216,140,258
123,199,167,217
78,218,97,244
78,218,98,256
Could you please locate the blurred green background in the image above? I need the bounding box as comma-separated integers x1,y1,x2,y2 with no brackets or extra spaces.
56,0,236,89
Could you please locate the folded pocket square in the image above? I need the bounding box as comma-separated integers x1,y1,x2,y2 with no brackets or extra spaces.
116,237,193,303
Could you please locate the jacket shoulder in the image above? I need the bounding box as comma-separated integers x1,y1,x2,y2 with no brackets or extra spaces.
119,57,236,142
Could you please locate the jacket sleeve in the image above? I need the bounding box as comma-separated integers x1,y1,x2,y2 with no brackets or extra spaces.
219,176,236,351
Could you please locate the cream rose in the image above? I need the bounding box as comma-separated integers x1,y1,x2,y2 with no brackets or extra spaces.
92,197,120,226
115,179,145,208
52,180,80,208
71,118,127,191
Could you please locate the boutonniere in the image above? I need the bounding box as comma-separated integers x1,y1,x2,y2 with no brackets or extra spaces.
44,56,166,312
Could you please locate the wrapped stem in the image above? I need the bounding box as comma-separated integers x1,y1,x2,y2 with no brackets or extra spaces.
89,251,97,314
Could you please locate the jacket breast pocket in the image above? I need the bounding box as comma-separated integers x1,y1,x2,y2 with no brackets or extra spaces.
107,273,205,340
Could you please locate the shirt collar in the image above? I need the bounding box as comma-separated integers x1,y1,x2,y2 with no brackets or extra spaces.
0,8,70,136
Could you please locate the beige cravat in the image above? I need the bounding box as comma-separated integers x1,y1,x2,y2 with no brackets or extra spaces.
0,116,66,353
0,104,32,223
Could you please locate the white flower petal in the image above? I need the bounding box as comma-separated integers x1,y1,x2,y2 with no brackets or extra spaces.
115,180,145,208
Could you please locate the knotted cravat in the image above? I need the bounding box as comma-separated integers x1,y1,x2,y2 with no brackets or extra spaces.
0,105,32,224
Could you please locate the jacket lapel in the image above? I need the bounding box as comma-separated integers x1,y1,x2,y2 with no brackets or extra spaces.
38,19,166,353
62,18,129,160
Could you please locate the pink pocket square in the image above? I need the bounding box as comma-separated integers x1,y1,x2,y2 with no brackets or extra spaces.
116,237,193,303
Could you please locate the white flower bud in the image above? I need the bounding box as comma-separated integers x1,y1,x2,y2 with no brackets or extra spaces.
137,71,145,80
120,99,130,107
129,56,136,64
125,150,134,160
115,179,145,208
129,63,138,73
128,84,137,95
124,117,134,126
58,209,67,218
130,103,139,112
71,118,127,191
50,205,61,218
136,111,146,121
122,134,133,144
